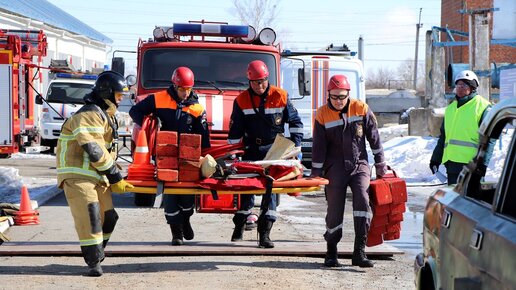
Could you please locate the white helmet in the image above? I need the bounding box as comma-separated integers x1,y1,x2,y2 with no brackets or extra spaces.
454,70,479,87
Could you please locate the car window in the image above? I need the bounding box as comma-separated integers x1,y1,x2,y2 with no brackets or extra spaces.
498,131,516,219
464,126,515,206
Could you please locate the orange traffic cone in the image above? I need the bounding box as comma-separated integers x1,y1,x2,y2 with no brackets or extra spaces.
127,129,155,181
13,185,40,226
133,130,150,165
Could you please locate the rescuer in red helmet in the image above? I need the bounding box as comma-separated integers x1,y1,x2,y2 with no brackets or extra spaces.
310,74,387,268
129,66,210,246
227,60,303,248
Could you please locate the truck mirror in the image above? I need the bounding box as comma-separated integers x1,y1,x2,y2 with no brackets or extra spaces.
35,94,44,105
111,57,125,76
126,74,137,86
297,68,311,96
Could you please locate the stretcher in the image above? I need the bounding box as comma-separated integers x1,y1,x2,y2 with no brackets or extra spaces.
125,177,328,195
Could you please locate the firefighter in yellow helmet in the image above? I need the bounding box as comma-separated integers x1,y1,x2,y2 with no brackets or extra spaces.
56,71,134,277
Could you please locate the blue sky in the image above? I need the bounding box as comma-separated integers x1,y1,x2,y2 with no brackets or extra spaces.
46,0,442,75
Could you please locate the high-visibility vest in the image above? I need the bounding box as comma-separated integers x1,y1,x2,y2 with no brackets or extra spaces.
442,95,490,164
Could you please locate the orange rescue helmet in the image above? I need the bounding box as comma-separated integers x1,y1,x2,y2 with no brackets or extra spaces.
171,67,194,87
327,75,351,91
247,60,269,80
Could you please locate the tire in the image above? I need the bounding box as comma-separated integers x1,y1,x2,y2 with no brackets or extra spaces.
40,138,57,154
134,193,156,207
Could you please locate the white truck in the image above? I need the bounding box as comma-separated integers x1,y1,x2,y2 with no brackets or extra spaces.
38,72,97,153
280,49,366,168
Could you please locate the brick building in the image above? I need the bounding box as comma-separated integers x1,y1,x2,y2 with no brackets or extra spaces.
440,0,516,66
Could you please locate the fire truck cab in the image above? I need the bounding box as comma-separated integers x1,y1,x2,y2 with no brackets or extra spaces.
0,29,47,157
116,21,281,146
114,21,282,206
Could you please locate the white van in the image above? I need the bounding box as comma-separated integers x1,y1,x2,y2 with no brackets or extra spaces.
281,50,366,168
39,73,96,152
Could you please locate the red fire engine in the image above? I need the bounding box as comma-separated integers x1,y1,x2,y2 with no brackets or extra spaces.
0,29,47,157
113,20,281,206
114,20,280,145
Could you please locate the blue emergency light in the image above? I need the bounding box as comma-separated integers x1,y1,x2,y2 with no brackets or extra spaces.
55,72,98,80
172,23,249,38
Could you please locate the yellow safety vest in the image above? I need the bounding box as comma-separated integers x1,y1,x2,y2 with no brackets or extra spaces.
442,95,490,164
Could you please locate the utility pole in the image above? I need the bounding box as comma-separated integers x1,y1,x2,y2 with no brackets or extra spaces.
413,8,423,90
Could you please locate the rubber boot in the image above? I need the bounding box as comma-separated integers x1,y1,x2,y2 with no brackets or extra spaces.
170,224,184,246
231,215,246,242
324,243,341,267
183,216,194,241
86,263,103,277
257,219,274,248
351,235,374,267
81,244,104,276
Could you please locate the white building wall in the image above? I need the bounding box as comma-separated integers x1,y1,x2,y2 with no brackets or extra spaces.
0,11,109,127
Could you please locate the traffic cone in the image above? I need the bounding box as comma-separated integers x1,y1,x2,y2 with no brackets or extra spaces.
13,185,40,226
127,129,155,181
133,130,150,165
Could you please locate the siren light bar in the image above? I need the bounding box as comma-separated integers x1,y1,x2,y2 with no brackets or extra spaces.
55,72,98,80
152,22,276,45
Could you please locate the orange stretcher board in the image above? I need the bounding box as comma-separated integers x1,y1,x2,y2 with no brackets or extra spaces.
126,177,328,195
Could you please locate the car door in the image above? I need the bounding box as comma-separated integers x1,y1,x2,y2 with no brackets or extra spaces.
440,127,516,290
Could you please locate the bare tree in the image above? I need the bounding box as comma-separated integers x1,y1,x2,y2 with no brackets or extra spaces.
233,0,280,31
396,59,425,92
366,67,396,89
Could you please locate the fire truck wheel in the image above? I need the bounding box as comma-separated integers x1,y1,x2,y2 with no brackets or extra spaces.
134,193,156,207
0,154,10,159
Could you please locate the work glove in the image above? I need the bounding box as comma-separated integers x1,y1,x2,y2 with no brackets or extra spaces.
110,179,135,193
429,161,440,174
374,162,387,178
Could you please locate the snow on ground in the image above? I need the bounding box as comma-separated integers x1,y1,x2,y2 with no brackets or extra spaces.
0,127,512,204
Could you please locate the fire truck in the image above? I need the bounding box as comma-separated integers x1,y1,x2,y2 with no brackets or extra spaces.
0,29,47,158
113,21,281,206
114,20,281,145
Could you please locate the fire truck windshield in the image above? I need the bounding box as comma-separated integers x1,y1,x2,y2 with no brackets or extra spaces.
141,49,277,90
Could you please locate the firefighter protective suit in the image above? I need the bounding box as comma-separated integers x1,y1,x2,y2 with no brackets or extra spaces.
57,73,130,276
129,86,210,245
311,98,385,267
227,84,303,247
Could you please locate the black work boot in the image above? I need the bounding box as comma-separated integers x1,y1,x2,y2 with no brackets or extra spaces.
81,244,104,276
257,219,275,248
351,235,374,267
183,216,194,241
170,224,184,246
86,263,103,277
231,215,246,242
324,243,341,267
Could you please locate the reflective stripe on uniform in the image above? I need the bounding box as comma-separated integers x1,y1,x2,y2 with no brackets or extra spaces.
312,162,323,168
236,209,252,215
165,210,180,217
289,127,303,133
72,126,104,136
180,205,195,211
353,210,372,219
264,108,284,114
325,119,344,129
80,236,103,247
371,147,383,154
228,139,241,144
242,109,255,115
348,116,362,122
448,139,478,148
57,167,103,180
326,223,343,234
260,209,277,217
